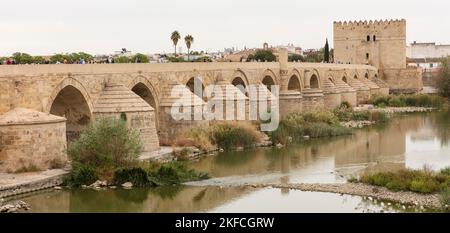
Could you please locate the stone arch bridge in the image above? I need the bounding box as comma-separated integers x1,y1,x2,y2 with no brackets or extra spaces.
0,58,388,172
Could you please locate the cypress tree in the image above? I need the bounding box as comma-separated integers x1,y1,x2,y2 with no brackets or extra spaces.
324,38,330,63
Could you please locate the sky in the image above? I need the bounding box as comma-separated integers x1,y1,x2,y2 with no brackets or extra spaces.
0,0,449,56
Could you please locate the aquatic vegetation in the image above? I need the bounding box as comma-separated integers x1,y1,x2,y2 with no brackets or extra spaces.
269,111,352,145
114,162,209,187
370,94,447,108
174,122,263,151
357,167,450,194
209,122,263,150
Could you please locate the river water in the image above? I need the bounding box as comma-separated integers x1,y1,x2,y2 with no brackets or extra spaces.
8,111,450,213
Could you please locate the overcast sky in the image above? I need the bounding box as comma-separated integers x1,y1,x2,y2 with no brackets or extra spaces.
0,0,449,56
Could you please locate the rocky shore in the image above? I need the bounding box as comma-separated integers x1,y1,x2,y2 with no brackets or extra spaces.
243,182,441,209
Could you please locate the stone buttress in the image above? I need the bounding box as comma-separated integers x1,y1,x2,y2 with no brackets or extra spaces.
93,83,160,152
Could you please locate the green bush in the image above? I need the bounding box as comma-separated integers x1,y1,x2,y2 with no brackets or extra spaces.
65,163,98,187
409,177,440,193
270,111,351,144
113,167,158,187
371,94,446,108
67,117,143,181
440,187,450,212
210,123,262,150
148,162,209,185
358,167,450,195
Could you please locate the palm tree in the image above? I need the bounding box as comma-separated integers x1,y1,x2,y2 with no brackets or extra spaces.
184,35,194,61
171,31,181,56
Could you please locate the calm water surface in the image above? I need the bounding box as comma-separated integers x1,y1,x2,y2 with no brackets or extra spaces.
8,111,450,212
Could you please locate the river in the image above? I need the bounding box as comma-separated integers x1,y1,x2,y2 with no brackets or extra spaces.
6,111,450,213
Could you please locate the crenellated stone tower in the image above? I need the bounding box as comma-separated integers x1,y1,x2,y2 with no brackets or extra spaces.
334,19,422,93
334,19,406,69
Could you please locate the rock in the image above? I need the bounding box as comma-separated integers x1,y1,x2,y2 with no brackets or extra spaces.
0,204,15,213
303,135,310,140
219,148,224,152
89,180,108,188
236,146,244,151
287,136,293,142
276,143,284,148
54,186,62,190
109,186,117,189
6,207,18,213
122,182,133,189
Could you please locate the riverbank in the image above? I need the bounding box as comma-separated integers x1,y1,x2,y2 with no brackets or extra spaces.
0,169,68,198
187,182,440,209
0,106,444,200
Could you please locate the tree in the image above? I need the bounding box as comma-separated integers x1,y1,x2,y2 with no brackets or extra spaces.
171,31,181,56
114,56,130,63
33,56,46,64
288,54,305,62
437,57,450,98
247,49,276,62
12,52,34,64
132,53,149,63
77,52,93,63
184,35,194,61
49,54,68,64
324,38,330,63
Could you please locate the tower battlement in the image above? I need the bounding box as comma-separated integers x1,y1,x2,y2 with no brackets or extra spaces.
333,19,406,27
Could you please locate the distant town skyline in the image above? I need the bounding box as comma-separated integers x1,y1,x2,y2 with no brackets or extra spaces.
1,0,449,56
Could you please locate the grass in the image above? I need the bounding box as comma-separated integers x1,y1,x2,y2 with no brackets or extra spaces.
358,167,450,194
173,122,263,151
113,161,209,187
355,166,450,209
209,122,263,150
269,111,352,145
333,105,389,123
370,94,447,108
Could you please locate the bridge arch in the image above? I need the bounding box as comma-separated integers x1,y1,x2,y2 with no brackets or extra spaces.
341,71,349,84
231,69,250,95
128,76,160,130
47,77,93,141
307,69,321,89
186,76,206,100
288,74,302,91
261,69,278,91
286,69,303,91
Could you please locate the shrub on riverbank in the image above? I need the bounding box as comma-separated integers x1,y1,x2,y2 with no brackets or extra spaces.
173,122,262,151
113,162,209,187
210,122,263,150
370,94,446,108
174,128,214,151
333,106,389,123
356,167,450,194
64,118,209,187
269,111,352,145
67,117,143,182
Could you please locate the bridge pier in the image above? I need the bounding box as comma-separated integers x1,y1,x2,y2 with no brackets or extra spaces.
92,83,160,152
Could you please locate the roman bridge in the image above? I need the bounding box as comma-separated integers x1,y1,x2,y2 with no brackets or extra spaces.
0,55,389,172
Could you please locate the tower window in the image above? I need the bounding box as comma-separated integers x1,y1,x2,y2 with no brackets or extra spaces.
373,35,376,41
367,35,370,41
366,53,369,59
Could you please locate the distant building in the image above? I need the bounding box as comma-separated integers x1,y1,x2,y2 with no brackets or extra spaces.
407,42,450,59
